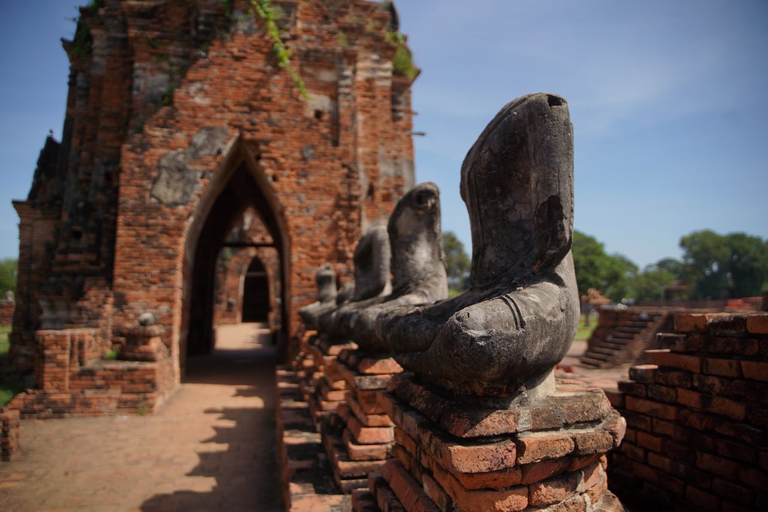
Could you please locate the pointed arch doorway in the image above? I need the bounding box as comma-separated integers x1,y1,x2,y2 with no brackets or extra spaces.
180,139,290,374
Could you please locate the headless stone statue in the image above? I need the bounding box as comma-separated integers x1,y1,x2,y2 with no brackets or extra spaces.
376,93,580,399
329,182,448,352
298,263,338,330
317,225,391,338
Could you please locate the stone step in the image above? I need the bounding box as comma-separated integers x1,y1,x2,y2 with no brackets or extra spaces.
592,347,618,356
580,356,606,368
605,335,630,343
627,321,651,328
618,327,644,334
599,341,626,350
612,332,635,340
583,351,608,361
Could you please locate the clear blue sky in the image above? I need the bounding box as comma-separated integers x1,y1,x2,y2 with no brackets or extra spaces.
1,1,767,268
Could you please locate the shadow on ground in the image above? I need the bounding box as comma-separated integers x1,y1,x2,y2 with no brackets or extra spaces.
141,328,281,512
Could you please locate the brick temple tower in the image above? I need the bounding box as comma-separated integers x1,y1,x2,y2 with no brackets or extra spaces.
10,0,417,410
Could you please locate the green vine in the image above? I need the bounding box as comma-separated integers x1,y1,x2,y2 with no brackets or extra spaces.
250,0,309,99
386,31,417,80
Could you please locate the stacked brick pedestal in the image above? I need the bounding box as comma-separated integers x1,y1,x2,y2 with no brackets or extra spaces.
609,312,768,511
305,336,358,429
276,365,348,511
323,350,403,492
353,374,626,512
0,408,21,461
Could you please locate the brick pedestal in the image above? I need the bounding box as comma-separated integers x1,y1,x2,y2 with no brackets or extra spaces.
305,336,357,429
322,350,403,492
0,407,21,462
353,374,626,512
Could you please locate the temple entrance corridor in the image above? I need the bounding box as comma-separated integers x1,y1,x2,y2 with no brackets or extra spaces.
0,324,281,512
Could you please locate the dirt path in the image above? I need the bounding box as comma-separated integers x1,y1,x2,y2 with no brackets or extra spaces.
0,324,281,512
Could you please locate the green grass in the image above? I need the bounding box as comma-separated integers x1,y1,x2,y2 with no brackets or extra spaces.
575,315,597,342
0,326,26,407
0,325,10,356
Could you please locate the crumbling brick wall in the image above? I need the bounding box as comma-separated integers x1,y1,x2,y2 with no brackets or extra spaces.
0,302,14,327
12,1,416,401
608,312,768,511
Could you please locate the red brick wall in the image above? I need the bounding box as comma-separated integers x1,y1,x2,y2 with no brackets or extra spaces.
12,1,416,397
0,303,13,327
608,312,768,511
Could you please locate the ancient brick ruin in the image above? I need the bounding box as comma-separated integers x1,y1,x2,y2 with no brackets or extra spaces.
608,312,768,511
9,0,416,416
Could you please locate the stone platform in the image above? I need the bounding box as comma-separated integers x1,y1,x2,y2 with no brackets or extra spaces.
352,374,626,512
322,350,403,492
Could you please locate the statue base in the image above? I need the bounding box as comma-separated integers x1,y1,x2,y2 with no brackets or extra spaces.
352,374,626,512
304,336,357,429
321,349,404,493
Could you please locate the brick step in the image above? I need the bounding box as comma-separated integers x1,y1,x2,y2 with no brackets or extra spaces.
580,356,606,368
617,327,644,334
610,332,635,340
605,336,630,344
592,347,619,356
626,321,651,328
582,351,608,362
599,341,627,351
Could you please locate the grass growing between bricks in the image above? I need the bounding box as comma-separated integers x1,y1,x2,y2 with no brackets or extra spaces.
0,326,25,407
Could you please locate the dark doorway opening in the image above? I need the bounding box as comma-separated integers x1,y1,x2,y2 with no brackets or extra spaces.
242,257,270,322
183,146,290,365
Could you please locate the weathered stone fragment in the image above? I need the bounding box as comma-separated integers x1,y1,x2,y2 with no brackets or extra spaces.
299,263,338,329
318,226,392,338
329,182,448,351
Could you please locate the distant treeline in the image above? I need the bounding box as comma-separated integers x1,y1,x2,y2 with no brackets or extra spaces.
572,230,768,302
442,229,768,303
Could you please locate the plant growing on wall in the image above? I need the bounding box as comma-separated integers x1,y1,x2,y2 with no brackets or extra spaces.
250,0,309,99
386,31,417,80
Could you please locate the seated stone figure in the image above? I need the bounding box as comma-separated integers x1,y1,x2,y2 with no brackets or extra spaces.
298,263,338,330
328,182,448,352
376,93,579,399
317,225,391,337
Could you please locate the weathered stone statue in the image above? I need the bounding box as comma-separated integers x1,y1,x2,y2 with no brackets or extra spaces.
328,182,448,351
298,263,338,330
376,93,579,399
317,225,391,337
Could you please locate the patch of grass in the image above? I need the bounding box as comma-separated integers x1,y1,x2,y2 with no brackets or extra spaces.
0,326,10,357
575,314,596,342
0,379,24,407
104,348,119,360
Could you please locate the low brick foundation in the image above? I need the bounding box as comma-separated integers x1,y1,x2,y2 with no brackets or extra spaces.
0,407,21,461
608,312,768,511
276,365,348,511
354,374,626,512
8,326,175,418
0,302,14,327
305,336,357,429
322,351,402,492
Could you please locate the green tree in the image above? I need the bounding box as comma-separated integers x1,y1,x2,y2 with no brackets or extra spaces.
679,230,768,299
572,231,637,302
442,231,470,293
680,230,731,300
725,233,768,297
634,265,677,302
0,259,17,295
